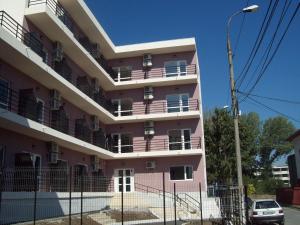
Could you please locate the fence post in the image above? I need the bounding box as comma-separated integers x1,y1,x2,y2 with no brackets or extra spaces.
173,183,177,225
69,166,72,225
121,171,124,225
33,166,38,225
162,172,166,225
199,182,203,225
244,185,249,225
80,170,83,225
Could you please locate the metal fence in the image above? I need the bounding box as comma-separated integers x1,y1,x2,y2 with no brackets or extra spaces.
0,168,248,225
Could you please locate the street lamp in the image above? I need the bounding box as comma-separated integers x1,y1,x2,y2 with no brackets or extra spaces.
226,4,259,189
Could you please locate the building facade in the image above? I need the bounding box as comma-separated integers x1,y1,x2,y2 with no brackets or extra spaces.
272,165,290,186
287,130,300,186
0,0,206,193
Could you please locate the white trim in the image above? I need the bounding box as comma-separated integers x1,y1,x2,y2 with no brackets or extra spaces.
169,165,193,181
114,168,135,193
166,93,190,113
164,60,187,77
111,133,133,153
112,66,132,82
111,98,133,117
168,128,192,151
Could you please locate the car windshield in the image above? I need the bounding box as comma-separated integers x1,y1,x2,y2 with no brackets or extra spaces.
255,201,279,209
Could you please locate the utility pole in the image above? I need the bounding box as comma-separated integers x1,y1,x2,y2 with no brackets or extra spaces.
226,5,259,224
226,4,259,188
227,13,243,190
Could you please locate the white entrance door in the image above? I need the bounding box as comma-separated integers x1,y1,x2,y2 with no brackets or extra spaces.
114,169,134,192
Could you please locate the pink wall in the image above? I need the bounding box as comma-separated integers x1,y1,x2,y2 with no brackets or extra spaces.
108,51,197,80
106,84,199,115
105,119,202,152
105,155,206,192
0,60,104,135
0,128,93,168
23,19,98,87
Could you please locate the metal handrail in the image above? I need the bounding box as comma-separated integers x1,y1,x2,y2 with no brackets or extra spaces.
0,11,44,58
135,182,199,212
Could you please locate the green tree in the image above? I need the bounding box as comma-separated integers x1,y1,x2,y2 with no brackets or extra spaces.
204,109,260,184
259,117,295,178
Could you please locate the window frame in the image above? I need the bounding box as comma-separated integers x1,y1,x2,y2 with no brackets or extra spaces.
168,128,192,151
164,60,187,77
0,77,10,110
112,66,132,82
111,133,133,153
166,93,189,113
112,98,133,117
169,165,193,181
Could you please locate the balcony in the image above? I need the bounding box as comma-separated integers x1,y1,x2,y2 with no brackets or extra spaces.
133,136,201,152
25,0,115,89
0,82,202,159
25,1,198,90
110,136,202,159
0,83,110,152
0,11,45,60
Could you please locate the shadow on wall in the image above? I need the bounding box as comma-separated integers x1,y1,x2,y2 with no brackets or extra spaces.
0,192,113,224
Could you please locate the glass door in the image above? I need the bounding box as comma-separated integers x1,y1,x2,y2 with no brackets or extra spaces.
114,169,134,192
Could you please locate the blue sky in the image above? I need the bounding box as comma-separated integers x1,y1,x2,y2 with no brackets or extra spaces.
85,0,300,130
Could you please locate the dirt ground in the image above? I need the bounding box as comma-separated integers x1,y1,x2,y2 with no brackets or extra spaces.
106,209,158,222
26,216,102,225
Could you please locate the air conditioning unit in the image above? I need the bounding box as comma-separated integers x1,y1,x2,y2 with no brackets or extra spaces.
53,41,63,62
143,54,152,68
91,155,100,171
47,142,59,164
50,89,61,110
91,115,99,131
144,86,154,100
144,121,154,136
91,78,100,93
146,161,156,169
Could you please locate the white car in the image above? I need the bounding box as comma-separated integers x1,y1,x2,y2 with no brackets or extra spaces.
249,199,284,225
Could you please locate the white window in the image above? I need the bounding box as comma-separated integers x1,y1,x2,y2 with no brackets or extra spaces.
114,168,134,192
170,165,193,181
164,60,187,77
113,66,132,82
112,99,133,116
112,133,133,153
36,98,44,124
168,129,191,150
0,78,9,109
166,94,189,113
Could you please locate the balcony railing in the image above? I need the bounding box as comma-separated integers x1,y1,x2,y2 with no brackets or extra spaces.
0,83,107,150
27,0,112,75
120,137,201,152
28,0,73,32
0,11,44,58
112,64,197,81
113,99,199,116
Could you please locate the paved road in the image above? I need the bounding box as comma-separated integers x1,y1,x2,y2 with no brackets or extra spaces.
284,207,300,225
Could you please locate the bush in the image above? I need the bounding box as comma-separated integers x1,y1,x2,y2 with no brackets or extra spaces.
255,178,285,195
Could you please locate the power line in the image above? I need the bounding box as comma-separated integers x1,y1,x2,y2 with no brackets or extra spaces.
239,2,300,103
246,96,300,124
238,90,300,105
233,0,250,58
235,0,276,86
240,0,291,93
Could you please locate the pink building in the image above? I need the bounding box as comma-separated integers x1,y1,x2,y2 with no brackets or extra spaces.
0,0,206,193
